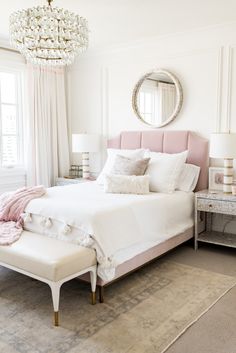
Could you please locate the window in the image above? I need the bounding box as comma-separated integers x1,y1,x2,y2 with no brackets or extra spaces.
0,71,24,167
139,90,155,123
138,80,177,125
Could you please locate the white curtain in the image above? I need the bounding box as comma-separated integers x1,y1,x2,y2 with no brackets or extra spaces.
157,82,176,122
26,64,70,187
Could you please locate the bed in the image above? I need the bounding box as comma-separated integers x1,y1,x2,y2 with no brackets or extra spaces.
24,130,209,300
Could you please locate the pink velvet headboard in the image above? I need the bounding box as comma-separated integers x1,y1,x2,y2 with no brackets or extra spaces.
108,131,209,191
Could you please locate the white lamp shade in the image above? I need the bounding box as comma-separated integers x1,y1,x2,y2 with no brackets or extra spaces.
72,134,100,153
210,133,236,159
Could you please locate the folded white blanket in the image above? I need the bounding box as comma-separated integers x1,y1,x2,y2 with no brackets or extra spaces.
25,182,194,280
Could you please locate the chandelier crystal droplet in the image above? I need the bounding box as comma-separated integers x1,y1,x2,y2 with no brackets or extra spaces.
9,0,89,66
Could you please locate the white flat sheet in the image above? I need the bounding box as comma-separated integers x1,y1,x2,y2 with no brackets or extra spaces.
24,182,194,280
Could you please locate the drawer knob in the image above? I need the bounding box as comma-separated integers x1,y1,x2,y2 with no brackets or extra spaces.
209,204,212,208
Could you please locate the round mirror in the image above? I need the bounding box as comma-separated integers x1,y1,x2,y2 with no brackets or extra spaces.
132,69,183,128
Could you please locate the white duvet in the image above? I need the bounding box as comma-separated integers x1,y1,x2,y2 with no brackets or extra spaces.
24,182,194,280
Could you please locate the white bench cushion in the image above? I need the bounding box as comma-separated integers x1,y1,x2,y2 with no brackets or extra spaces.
0,231,96,282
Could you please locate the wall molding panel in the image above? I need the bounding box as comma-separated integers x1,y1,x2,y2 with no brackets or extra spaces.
215,46,224,133
227,45,236,132
101,66,109,165
99,47,222,139
225,46,233,132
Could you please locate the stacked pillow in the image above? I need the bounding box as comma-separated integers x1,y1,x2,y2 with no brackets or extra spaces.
96,148,147,185
110,155,150,176
177,163,200,192
97,147,200,194
145,150,188,193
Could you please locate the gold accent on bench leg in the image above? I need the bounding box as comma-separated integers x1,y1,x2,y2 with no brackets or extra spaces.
54,311,59,326
99,286,104,303
91,291,96,305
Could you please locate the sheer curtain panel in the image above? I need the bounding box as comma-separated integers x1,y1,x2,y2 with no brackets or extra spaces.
27,64,70,187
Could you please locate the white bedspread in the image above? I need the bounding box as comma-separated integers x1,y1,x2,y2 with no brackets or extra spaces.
24,182,194,280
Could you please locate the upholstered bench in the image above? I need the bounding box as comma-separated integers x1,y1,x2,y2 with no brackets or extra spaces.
0,231,97,326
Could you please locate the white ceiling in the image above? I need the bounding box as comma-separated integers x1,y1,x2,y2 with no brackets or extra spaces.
1,0,236,50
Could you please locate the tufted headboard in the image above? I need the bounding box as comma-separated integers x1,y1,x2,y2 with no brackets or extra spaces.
108,130,209,191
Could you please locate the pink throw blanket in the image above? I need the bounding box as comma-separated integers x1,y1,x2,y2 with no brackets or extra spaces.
0,186,46,245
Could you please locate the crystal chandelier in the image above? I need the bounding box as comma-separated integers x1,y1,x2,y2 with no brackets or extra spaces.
9,0,89,66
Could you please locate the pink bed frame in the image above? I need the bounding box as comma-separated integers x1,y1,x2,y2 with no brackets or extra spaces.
85,131,209,300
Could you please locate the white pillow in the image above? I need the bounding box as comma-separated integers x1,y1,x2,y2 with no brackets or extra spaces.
104,174,150,194
145,150,188,193
177,164,200,192
97,148,147,185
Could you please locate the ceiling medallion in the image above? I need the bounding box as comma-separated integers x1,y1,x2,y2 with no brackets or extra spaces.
9,0,89,66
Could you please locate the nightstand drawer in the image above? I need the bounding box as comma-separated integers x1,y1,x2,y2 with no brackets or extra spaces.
197,198,236,215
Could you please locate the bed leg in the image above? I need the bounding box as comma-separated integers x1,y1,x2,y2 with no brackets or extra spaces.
99,286,104,303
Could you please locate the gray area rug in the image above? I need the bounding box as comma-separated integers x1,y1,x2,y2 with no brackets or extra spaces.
0,260,235,353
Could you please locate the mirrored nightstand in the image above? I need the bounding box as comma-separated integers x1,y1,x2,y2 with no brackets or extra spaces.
195,189,236,250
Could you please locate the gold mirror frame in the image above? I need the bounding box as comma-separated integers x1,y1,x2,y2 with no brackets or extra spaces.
132,69,183,128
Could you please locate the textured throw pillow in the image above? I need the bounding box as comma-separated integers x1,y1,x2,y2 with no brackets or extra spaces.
145,150,188,193
97,148,147,185
104,175,150,194
110,155,150,176
177,164,200,192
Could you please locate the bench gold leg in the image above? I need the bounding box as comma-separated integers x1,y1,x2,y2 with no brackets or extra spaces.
91,291,96,305
54,311,59,326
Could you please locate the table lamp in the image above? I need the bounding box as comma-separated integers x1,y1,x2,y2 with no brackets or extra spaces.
210,132,236,193
72,133,100,179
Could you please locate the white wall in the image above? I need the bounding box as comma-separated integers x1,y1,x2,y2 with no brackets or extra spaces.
68,22,236,174
68,22,236,234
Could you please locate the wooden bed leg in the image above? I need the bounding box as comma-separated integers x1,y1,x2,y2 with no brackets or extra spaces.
99,286,104,303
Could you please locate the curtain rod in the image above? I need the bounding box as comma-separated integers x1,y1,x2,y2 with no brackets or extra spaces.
147,78,175,85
